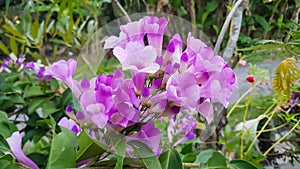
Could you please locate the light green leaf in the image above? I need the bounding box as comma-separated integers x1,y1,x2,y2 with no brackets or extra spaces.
128,140,162,169
46,129,77,168
194,149,227,169
0,43,10,55
159,149,183,169
9,39,18,56
23,86,44,98
76,129,106,162
0,111,17,138
31,19,39,40
42,102,59,118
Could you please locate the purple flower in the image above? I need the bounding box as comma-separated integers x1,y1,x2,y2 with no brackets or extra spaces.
7,132,39,169
25,61,35,71
113,41,160,74
104,20,145,49
184,33,207,64
164,34,183,66
120,20,145,43
79,90,108,128
166,71,200,110
186,43,237,108
45,58,76,84
142,16,168,56
167,115,197,147
58,117,81,135
197,101,214,123
127,122,161,154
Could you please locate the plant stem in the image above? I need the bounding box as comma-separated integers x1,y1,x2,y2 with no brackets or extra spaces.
113,0,131,22
240,83,254,159
227,82,258,118
263,119,300,156
244,102,276,156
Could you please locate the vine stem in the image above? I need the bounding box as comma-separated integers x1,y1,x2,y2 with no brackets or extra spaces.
227,82,258,118
263,119,300,156
182,163,200,168
240,83,254,159
244,102,276,157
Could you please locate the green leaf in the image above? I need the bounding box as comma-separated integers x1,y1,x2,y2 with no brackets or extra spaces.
28,98,46,114
31,19,39,40
46,129,77,168
0,111,17,138
128,140,162,169
159,149,183,169
23,86,44,98
0,154,18,169
2,25,24,38
0,43,10,55
76,129,106,162
42,102,59,118
182,153,197,163
37,21,45,42
254,15,272,31
114,139,126,169
194,149,227,169
229,160,258,169
0,134,10,152
9,39,18,56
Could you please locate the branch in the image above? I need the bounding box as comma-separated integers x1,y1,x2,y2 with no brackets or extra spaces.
214,0,245,57
222,0,248,64
113,0,131,22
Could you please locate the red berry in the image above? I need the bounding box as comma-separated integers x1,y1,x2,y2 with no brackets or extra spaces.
246,75,255,83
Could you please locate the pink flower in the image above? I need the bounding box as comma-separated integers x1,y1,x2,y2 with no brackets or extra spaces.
238,60,247,66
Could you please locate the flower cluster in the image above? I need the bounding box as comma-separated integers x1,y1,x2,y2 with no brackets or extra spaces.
167,115,197,147
47,16,237,154
0,56,51,80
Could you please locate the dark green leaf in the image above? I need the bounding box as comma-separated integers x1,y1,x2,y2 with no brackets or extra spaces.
254,15,272,31
0,154,18,169
28,98,46,114
159,149,183,169
182,153,197,163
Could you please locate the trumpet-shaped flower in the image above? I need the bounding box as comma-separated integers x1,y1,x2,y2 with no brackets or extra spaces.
113,41,160,74
7,132,39,169
142,16,168,56
166,71,200,110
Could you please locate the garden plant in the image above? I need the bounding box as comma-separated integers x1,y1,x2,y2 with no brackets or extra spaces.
0,0,300,169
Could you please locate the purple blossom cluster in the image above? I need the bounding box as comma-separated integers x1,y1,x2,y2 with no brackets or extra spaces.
46,16,237,154
167,115,197,147
0,56,51,79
